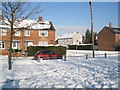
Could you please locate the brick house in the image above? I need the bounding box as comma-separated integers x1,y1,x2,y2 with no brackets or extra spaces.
0,17,56,56
57,32,83,46
98,23,120,51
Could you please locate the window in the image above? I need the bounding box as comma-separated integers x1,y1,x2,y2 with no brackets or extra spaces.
0,41,5,49
24,30,30,36
25,41,33,50
0,22,4,25
39,31,48,37
39,41,48,46
0,29,7,36
25,41,33,46
12,41,20,49
15,31,20,36
68,39,71,42
118,34,120,39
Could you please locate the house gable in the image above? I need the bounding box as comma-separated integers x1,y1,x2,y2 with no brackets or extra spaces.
98,26,116,51
73,32,83,44
98,26,114,35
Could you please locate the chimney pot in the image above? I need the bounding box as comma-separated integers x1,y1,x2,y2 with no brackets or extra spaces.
38,17,42,21
109,22,112,27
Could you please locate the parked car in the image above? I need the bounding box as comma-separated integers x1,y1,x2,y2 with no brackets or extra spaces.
34,50,63,60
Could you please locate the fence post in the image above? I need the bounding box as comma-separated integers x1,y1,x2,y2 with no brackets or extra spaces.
63,55,66,61
38,57,40,62
86,54,88,59
105,53,107,58
38,57,43,62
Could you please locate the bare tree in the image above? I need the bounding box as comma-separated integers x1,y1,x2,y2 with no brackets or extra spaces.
0,0,42,70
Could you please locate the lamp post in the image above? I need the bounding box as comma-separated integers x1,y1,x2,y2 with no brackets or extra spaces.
89,0,95,58
76,40,79,54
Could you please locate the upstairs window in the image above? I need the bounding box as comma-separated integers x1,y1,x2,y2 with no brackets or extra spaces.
15,31,20,36
24,30,30,36
0,29,7,36
39,31,48,37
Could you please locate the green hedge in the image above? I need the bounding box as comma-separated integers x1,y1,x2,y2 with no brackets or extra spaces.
68,45,92,50
27,46,67,56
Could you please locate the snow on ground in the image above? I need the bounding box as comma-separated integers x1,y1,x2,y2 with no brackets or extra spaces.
0,50,119,88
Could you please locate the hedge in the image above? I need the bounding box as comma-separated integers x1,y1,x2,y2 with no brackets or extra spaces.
68,45,93,50
115,46,120,51
27,46,67,56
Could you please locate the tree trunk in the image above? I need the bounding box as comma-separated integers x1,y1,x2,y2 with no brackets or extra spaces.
8,19,14,70
8,29,13,70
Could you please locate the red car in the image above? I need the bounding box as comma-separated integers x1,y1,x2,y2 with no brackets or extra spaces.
34,50,63,60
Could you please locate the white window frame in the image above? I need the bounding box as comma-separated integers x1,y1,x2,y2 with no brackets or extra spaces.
118,34,120,39
25,41,33,50
15,31,20,36
0,29,7,36
25,41,33,46
39,41,48,46
12,41,20,49
39,31,48,37
0,41,5,49
24,30,30,36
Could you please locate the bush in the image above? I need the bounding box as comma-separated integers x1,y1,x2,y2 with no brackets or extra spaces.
68,45,92,50
27,46,67,56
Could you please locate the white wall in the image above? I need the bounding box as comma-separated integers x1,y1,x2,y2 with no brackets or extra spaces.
58,38,73,45
73,33,83,45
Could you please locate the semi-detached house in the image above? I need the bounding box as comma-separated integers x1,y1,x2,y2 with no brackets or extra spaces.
0,17,56,56
98,23,120,51
57,32,83,46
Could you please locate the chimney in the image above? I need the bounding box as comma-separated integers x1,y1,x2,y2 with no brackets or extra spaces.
109,22,112,27
38,16,42,21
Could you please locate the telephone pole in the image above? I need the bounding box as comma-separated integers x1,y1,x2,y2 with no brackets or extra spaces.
89,0,95,57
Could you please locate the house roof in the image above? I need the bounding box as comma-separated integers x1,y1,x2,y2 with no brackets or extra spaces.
98,26,120,35
106,26,120,34
58,32,79,39
0,19,55,30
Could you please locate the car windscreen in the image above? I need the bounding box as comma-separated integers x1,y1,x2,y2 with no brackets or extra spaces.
43,51,53,55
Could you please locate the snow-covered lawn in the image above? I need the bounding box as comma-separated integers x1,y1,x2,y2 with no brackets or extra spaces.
0,50,119,88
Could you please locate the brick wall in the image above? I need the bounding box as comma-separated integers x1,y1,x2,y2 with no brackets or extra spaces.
98,27,115,51
0,29,55,56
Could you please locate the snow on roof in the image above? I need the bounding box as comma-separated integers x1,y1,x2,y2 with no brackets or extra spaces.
0,19,51,30
58,32,78,39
